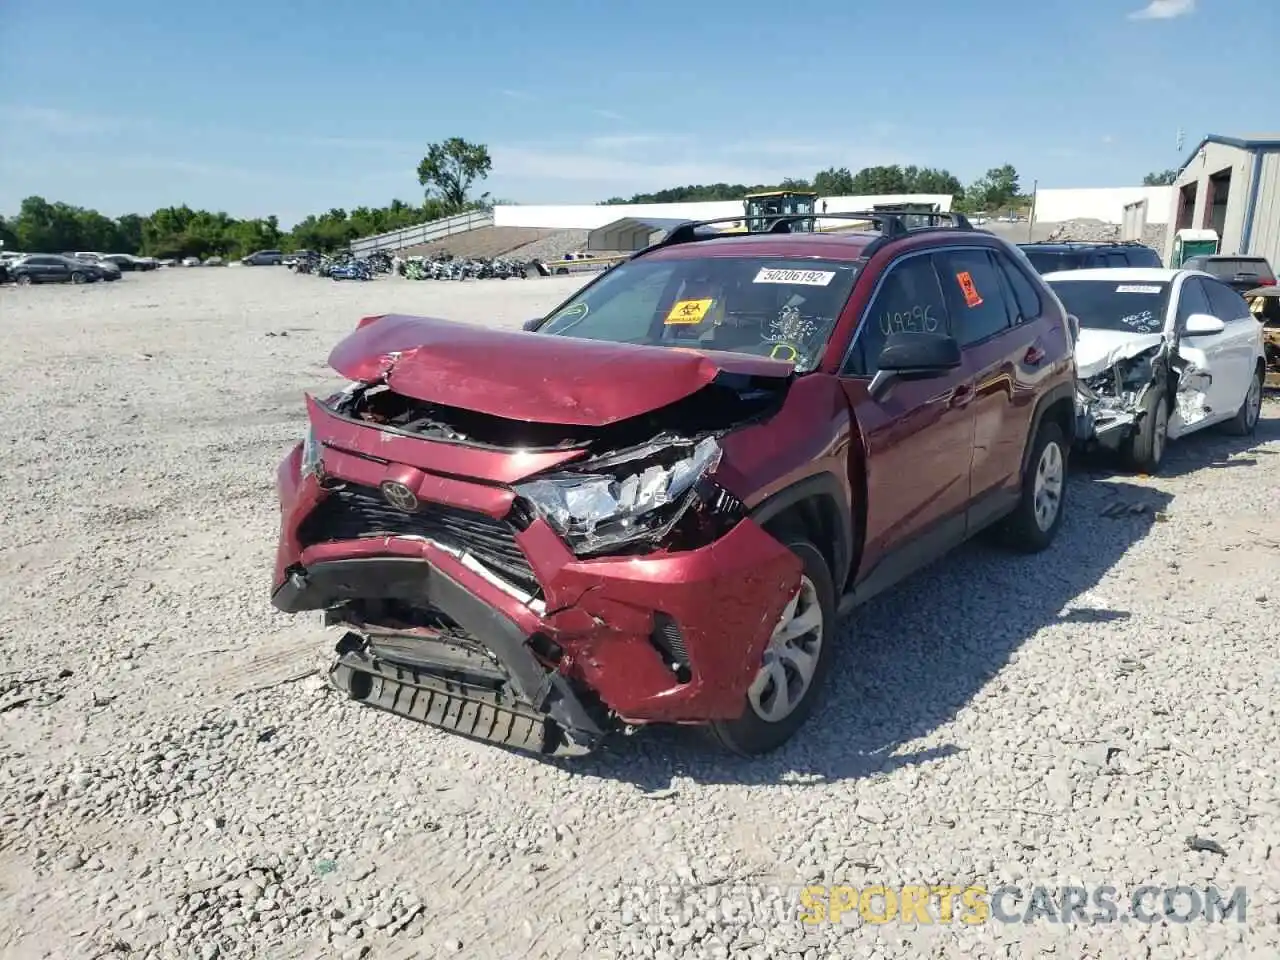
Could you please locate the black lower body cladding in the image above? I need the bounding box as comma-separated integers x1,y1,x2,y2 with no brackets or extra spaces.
271,557,606,755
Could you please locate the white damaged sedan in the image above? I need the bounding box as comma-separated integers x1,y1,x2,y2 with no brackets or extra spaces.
1045,267,1266,473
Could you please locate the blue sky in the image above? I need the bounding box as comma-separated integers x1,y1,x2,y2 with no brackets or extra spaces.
1,0,1273,226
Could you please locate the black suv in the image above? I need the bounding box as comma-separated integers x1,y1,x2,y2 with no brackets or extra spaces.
1017,241,1163,275
1181,255,1276,294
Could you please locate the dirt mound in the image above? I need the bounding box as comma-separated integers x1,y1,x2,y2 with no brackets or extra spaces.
399,227,560,260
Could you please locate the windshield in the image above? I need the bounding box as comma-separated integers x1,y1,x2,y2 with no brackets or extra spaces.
1048,279,1171,334
537,255,862,372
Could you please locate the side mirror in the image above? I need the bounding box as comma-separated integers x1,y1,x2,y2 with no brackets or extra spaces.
1066,313,1081,342
522,317,542,332
869,331,962,398
1183,312,1225,336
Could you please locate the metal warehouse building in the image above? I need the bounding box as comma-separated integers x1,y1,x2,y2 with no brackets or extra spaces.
1165,133,1280,266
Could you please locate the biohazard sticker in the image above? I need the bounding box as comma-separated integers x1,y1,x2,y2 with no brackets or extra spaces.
769,342,799,362
955,270,983,308
753,267,836,286
665,298,714,324
1115,284,1162,294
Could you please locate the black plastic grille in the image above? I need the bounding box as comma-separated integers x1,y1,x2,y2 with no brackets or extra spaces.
297,484,537,592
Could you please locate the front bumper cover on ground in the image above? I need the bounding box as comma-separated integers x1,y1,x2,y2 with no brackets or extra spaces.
271,556,607,755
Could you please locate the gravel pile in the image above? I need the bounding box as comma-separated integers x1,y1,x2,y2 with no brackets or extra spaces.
504,230,593,262
2,268,1279,960
1041,219,1169,252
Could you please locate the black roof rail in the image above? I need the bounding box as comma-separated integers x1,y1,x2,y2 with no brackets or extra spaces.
1019,239,1152,247
648,210,974,254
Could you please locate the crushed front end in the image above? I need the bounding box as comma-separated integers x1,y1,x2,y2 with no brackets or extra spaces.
1075,344,1166,451
271,327,803,756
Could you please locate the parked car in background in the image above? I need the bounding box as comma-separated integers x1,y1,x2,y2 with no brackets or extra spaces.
9,254,103,284
72,256,121,281
181,257,201,267
99,253,158,272
283,250,316,267
205,256,225,267
271,211,1078,758
241,249,284,266
1181,255,1276,294
1019,241,1163,274
1046,267,1265,473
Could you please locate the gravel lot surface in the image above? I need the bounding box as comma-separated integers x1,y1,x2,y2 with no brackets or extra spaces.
1,267,1278,960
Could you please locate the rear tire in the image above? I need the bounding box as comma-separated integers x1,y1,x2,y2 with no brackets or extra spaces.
1121,383,1169,473
1222,366,1263,437
997,420,1068,554
709,537,836,757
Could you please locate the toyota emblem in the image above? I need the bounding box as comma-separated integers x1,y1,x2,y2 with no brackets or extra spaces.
379,480,419,513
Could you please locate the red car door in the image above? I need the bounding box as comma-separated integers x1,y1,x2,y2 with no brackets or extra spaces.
836,250,976,599
932,247,1047,524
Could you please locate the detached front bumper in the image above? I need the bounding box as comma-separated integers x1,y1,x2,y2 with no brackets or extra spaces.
272,556,607,755
271,444,802,754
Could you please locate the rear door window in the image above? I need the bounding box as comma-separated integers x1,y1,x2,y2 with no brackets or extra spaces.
843,254,949,376
992,250,1043,322
1203,278,1252,322
933,249,1013,345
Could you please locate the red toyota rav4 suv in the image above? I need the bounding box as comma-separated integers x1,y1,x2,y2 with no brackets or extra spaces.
271,213,1077,757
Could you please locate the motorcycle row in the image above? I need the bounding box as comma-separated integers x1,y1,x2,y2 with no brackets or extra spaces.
288,249,539,282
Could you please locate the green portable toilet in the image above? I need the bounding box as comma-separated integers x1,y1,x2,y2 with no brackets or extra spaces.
1170,228,1219,267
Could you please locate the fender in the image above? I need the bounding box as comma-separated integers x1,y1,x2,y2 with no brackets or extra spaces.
748,472,853,588
1020,380,1077,476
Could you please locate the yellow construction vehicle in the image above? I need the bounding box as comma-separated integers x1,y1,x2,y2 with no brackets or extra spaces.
717,190,821,233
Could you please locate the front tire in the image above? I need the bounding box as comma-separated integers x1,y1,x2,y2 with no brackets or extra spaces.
709,537,836,756
997,420,1068,553
1121,384,1169,473
1223,366,1263,437
70,271,88,284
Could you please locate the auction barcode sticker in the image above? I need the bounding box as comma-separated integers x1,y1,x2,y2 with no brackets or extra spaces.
754,267,836,286
1115,284,1162,294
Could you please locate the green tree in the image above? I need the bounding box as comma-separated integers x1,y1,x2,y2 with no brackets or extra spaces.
966,164,1022,212
849,165,908,194
812,166,855,195
416,137,493,213
1143,169,1177,186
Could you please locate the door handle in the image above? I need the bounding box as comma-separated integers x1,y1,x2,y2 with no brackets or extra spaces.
1023,345,1046,366
949,384,973,408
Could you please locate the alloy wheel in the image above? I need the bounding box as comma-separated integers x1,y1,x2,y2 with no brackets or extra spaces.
1246,375,1263,430
747,576,824,723
1033,440,1064,532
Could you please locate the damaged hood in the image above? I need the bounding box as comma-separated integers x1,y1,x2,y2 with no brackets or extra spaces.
328,314,794,426
1075,329,1167,379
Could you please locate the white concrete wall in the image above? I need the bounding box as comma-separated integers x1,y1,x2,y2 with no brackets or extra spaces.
1246,151,1280,264
1032,187,1174,225
493,194,954,231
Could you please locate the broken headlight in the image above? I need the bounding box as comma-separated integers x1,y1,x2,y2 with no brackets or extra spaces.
514,436,722,555
300,425,323,478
